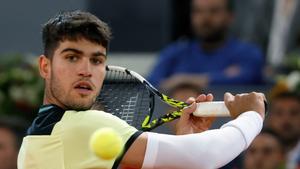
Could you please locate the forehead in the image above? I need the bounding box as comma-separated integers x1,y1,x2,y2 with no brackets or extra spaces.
251,134,280,148
272,98,300,108
54,38,107,56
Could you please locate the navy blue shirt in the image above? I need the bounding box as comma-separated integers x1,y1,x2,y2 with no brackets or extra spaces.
148,38,264,87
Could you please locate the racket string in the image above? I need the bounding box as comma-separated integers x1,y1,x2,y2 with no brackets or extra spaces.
96,69,152,129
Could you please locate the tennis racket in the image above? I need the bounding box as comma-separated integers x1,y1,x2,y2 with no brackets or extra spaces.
95,66,264,131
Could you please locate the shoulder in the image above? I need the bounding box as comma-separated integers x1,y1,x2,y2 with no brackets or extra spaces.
51,110,139,168
62,110,133,130
230,38,263,56
164,40,193,51
55,110,138,145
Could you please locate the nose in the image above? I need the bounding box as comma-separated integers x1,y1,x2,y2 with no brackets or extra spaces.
77,58,92,77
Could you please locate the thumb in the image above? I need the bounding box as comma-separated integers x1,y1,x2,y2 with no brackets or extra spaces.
186,97,196,104
180,102,197,122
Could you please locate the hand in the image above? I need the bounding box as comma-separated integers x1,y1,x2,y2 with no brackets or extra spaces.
176,94,215,135
224,92,266,119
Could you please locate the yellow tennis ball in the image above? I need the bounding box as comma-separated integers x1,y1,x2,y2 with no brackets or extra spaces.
90,128,123,160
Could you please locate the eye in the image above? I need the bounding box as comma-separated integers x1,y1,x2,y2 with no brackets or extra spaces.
90,57,104,65
66,55,79,62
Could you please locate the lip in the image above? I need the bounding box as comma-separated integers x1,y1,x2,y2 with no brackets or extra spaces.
73,81,94,95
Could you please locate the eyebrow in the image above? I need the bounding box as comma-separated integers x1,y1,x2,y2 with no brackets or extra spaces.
60,48,107,59
92,51,107,59
61,48,83,55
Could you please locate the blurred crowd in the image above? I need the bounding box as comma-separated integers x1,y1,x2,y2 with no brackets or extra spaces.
164,82,300,169
148,0,300,169
1,0,300,169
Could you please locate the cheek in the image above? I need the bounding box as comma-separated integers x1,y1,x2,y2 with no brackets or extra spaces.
93,68,106,89
192,14,203,26
292,119,300,130
212,17,225,26
51,64,74,88
271,116,283,124
211,14,228,26
293,114,300,123
53,62,73,78
244,154,255,164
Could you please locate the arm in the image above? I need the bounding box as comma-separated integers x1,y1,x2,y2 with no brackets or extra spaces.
143,111,262,169
121,111,263,169
120,92,266,169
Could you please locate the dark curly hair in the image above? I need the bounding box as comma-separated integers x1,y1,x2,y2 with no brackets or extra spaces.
42,10,112,58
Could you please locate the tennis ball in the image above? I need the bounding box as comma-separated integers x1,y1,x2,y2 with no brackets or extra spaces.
90,128,124,160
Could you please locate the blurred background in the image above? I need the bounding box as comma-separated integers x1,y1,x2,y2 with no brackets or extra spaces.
0,0,300,169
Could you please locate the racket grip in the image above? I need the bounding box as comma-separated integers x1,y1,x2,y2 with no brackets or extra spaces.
193,101,230,117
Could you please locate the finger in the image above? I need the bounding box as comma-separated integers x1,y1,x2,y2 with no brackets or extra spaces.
207,117,216,123
256,92,268,113
224,92,234,106
258,92,267,101
181,102,197,121
183,102,197,114
262,93,267,101
194,116,215,125
206,93,214,101
192,116,216,131
186,97,196,104
249,92,265,102
196,94,206,103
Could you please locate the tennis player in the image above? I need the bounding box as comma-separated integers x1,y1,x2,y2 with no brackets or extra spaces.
18,11,266,169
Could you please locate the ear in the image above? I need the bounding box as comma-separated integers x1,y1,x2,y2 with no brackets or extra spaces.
39,55,51,79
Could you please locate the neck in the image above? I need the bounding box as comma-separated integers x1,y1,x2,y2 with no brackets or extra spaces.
198,31,229,52
43,92,66,109
201,39,226,51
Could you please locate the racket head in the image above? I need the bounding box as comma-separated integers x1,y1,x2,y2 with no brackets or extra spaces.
94,66,155,129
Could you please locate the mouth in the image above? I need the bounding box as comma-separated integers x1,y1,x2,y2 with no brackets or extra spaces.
74,81,94,95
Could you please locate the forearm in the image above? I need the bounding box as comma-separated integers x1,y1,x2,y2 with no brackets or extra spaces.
142,111,263,169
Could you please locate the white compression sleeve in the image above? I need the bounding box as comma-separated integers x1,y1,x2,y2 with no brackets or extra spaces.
142,111,263,169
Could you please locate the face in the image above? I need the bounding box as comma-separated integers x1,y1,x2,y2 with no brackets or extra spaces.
267,98,300,143
191,0,232,42
39,38,107,110
244,133,283,169
0,128,18,169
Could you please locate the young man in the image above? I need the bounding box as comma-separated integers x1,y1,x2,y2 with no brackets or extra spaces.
18,11,266,169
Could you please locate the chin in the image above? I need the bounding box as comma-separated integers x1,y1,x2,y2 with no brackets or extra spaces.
67,100,94,111
72,104,92,111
